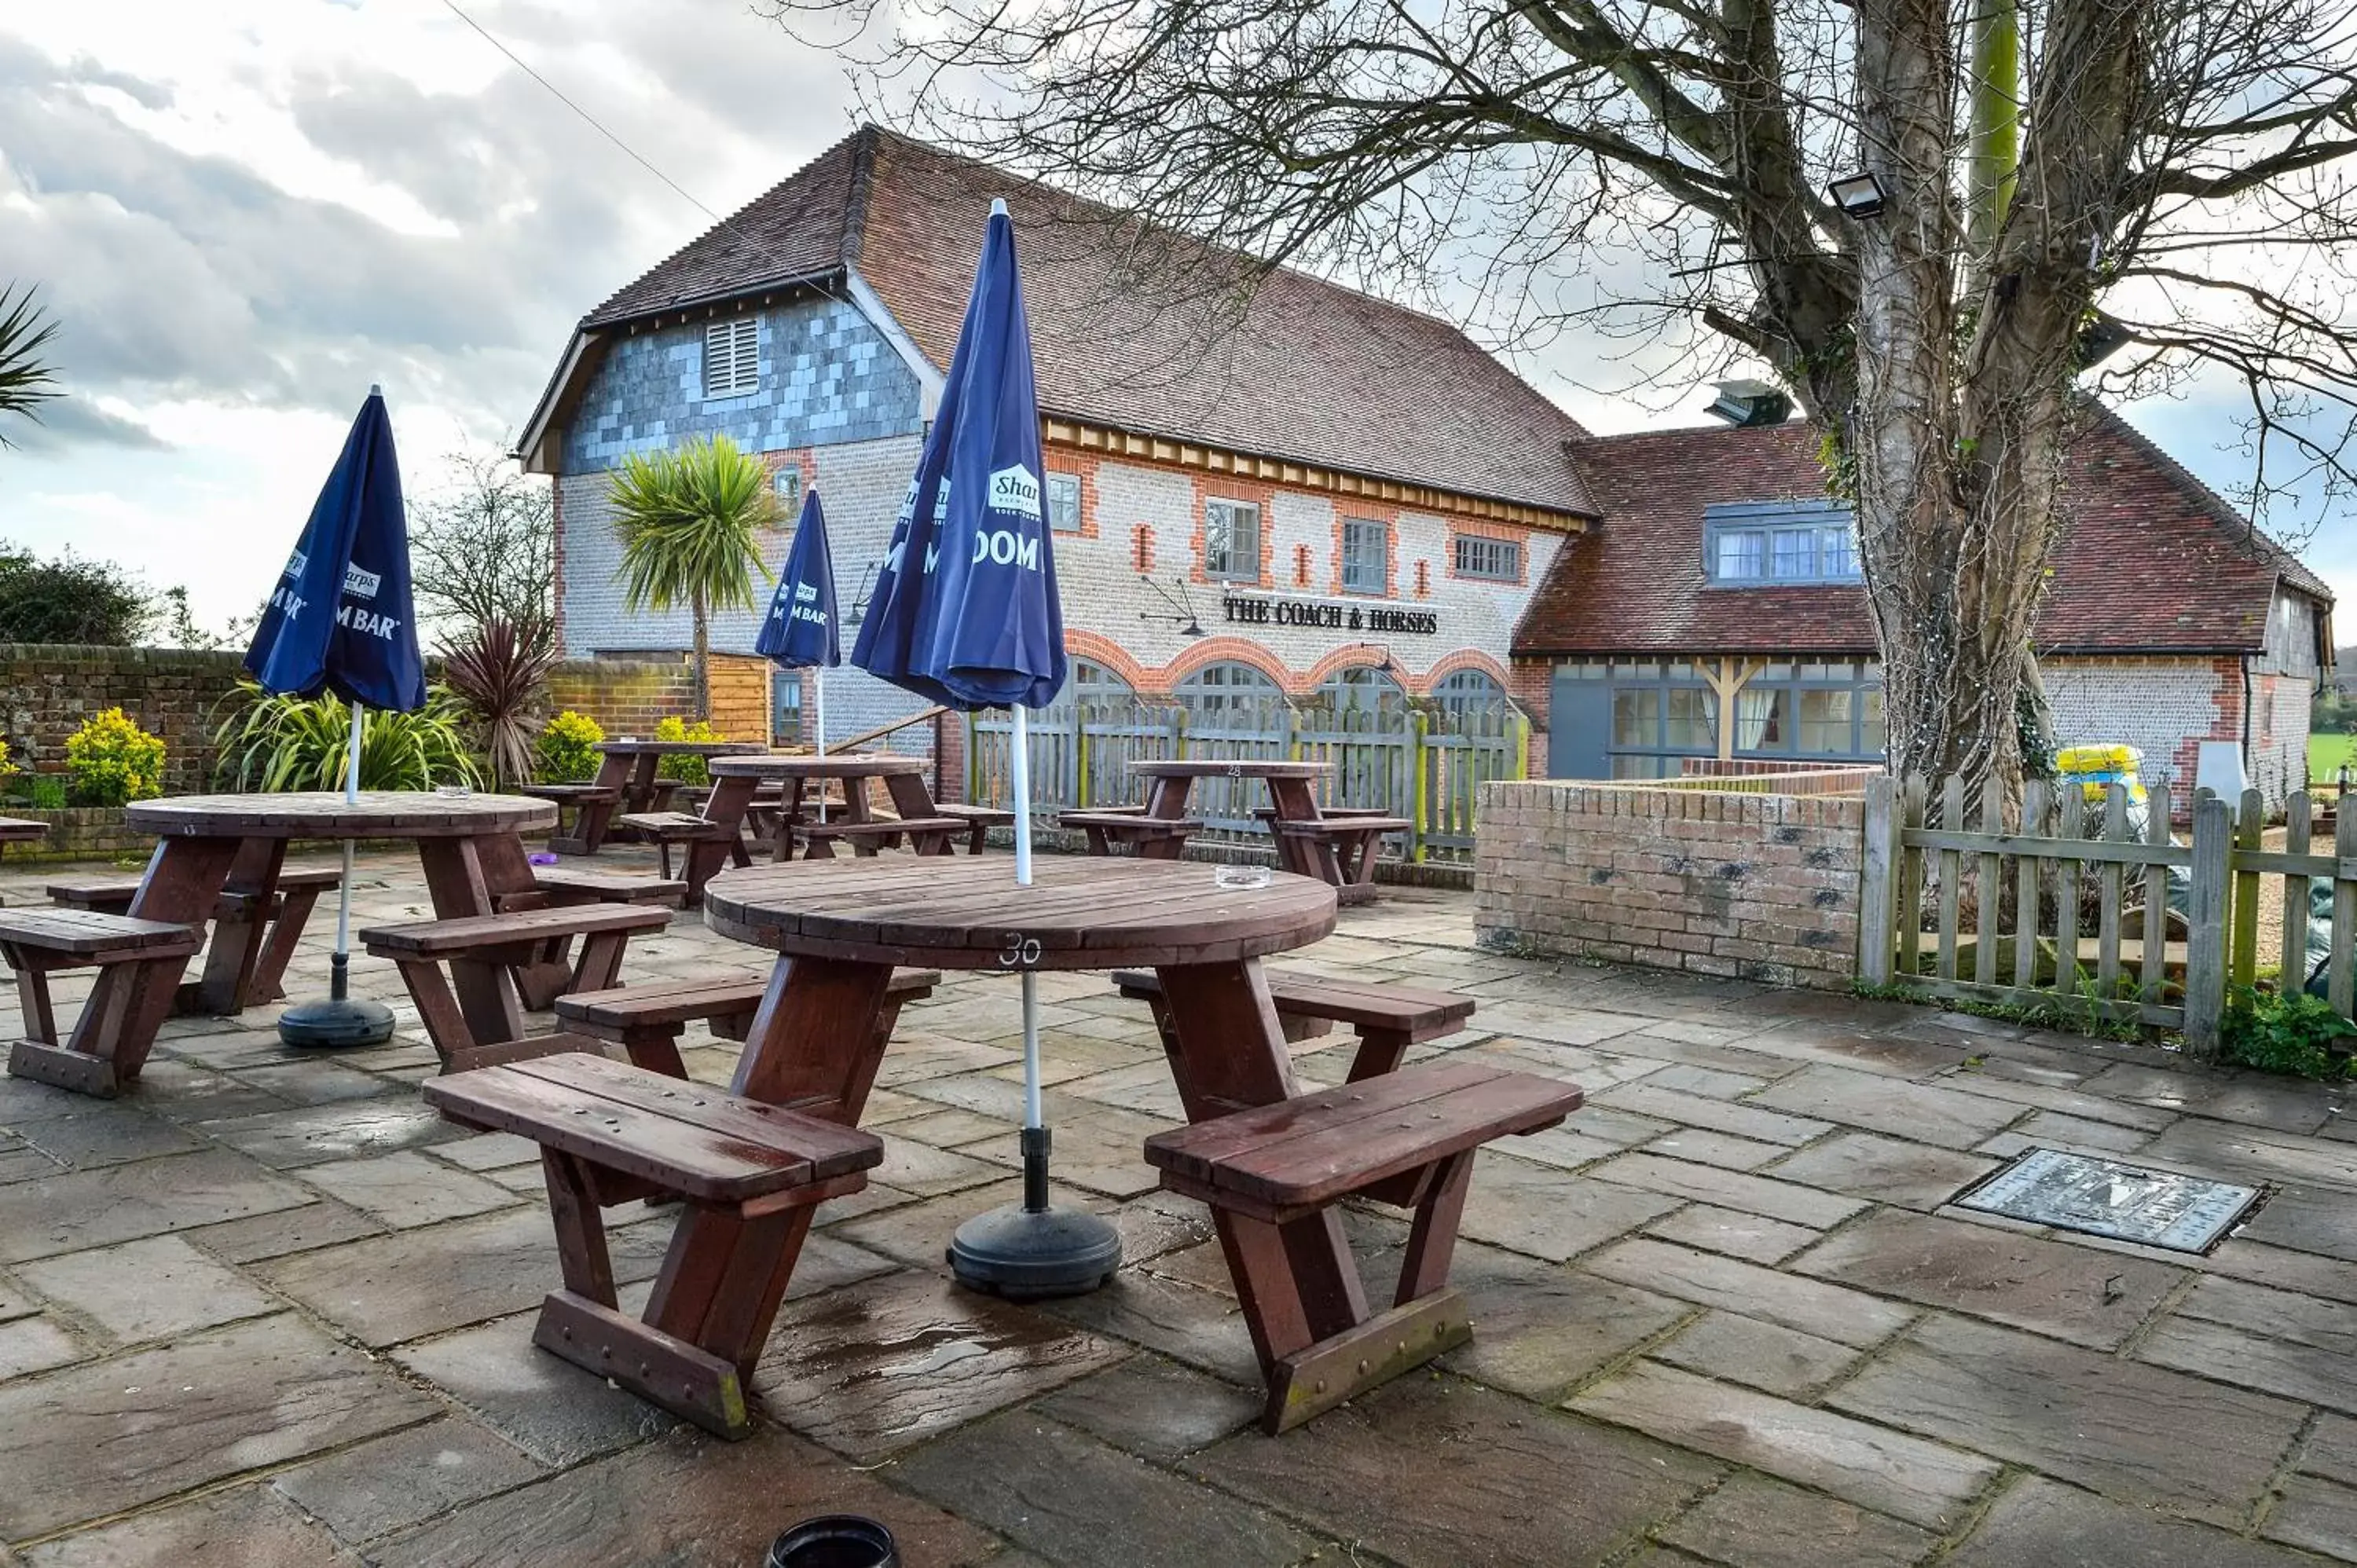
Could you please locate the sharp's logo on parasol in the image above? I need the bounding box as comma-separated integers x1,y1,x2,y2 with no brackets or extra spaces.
343,565,383,600
282,550,307,579
988,465,1042,521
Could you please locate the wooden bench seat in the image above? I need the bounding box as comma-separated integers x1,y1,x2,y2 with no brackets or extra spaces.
614,811,750,889
0,817,48,848
556,968,940,1079
1145,1061,1582,1432
529,867,687,908
3,908,204,1095
798,816,963,859
45,866,343,1016
519,783,621,855
933,802,1014,854
361,903,671,1073
1112,968,1474,1081
1272,815,1413,905
423,1051,883,1438
1059,810,1203,860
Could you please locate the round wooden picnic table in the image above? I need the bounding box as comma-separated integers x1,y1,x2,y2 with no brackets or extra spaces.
21,791,559,1096
706,753,937,859
691,855,1357,1401
575,739,767,852
1124,757,1373,889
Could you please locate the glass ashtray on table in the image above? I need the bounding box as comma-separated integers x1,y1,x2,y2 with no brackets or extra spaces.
1214,865,1273,890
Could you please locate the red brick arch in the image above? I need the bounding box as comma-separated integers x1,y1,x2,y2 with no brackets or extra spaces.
1060,629,1154,695
1163,636,1296,694
1414,648,1516,699
1301,644,1404,692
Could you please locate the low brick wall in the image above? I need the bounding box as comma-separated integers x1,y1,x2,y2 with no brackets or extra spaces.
0,808,148,866
544,654,772,744
1475,779,1865,989
0,644,249,792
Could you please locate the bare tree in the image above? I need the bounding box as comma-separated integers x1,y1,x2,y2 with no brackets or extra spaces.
761,0,2357,797
410,447,556,644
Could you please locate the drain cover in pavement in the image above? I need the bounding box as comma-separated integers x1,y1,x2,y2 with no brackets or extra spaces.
1955,1147,2261,1253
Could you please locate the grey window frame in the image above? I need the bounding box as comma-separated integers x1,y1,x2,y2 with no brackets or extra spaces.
1453,533,1523,582
1340,517,1389,595
1046,472,1083,534
1204,499,1262,582
1703,500,1862,587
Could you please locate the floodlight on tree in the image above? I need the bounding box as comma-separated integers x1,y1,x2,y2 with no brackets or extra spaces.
1828,172,1890,219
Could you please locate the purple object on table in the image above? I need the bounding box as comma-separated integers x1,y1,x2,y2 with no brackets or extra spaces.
529,851,559,866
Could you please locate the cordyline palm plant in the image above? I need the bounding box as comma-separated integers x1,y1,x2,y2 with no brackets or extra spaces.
607,434,775,713
211,683,483,793
0,283,60,448
440,617,557,788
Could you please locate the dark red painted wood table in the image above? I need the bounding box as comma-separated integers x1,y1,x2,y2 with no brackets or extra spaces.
698,855,1347,1399
1129,758,1371,886
21,791,559,1094
703,753,939,863
569,738,764,854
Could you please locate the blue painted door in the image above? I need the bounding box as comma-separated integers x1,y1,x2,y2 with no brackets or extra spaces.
1548,669,1611,779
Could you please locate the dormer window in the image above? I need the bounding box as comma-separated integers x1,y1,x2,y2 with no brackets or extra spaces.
1704,500,1861,585
702,317,758,399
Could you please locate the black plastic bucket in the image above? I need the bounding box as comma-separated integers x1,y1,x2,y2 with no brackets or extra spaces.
765,1515,899,1568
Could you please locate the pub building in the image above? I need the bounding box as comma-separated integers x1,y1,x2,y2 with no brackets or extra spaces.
522,126,2334,804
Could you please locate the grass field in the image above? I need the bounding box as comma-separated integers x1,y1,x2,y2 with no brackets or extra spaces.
2315,729,2355,782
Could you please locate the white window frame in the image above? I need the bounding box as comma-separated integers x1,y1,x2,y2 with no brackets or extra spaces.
1204,498,1262,582
702,317,759,399
1341,517,1389,595
1047,472,1083,534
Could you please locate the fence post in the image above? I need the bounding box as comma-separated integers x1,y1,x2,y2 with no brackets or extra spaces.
1859,775,1897,987
2184,790,2233,1061
1512,712,1530,781
1409,709,1430,863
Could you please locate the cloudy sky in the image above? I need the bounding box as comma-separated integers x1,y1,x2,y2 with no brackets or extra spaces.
2,0,2350,632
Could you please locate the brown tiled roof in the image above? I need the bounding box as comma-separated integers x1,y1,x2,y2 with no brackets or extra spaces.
573,128,1597,518
1513,410,2334,657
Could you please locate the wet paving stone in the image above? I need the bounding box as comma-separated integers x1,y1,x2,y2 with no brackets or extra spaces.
2304,1413,2357,1483
1830,1314,2305,1526
1643,1204,1822,1265
1658,1473,1938,1568
2080,1062,2341,1137
1652,1310,1860,1398
1640,1127,1791,1171
180,1198,387,1264
1460,1152,1684,1262
200,1099,462,1171
270,1416,547,1545
896,1409,1323,1567
1593,1083,1831,1145
1571,1360,1996,1529
390,1312,680,1467
20,1481,362,1567
0,1148,313,1264
1792,1208,2187,1349
2135,1275,2357,1415
368,1423,1000,1568
255,1205,676,1347
1948,1475,2320,1566
13,1108,203,1169
0,1314,85,1379
753,1268,1131,1461
1584,1238,1917,1348
2139,1119,2357,1193
17,1235,278,1344
2236,1185,2357,1264
1589,1152,1866,1229
1765,1130,1999,1210
0,1313,440,1538
1439,1248,1692,1400
1750,1065,2025,1149
1031,1354,1261,1461
1196,1376,1719,1567
2265,1474,2357,1560
295,1149,519,1229
1974,1109,2158,1158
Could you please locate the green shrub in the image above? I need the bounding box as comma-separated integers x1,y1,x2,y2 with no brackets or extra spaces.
64,707,165,806
22,775,65,810
534,710,606,783
2222,986,2357,1080
653,715,724,784
211,683,483,793
0,736,15,786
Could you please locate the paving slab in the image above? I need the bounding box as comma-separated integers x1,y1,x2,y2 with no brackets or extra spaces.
1195,1376,1719,1568
1929,1070,2180,1130
896,1410,1322,1567
16,1234,278,1344
0,1313,440,1539
1030,1353,1261,1461
1438,1247,1692,1398
13,1108,203,1168
180,1198,387,1264
753,1267,1131,1461
1830,1313,2305,1526
1736,1023,1974,1078
1461,1151,1684,1262
1948,1475,2322,1566
1569,1360,1996,1529
295,1149,519,1229
1039,1265,1264,1387
1749,1064,2024,1149
0,1147,313,1264
2238,1185,2357,1264
1583,1238,1917,1348
0,1314,84,1379
1589,1151,1865,1229
389,1312,680,1467
2265,1474,2357,1562
1974,1109,2158,1157
1652,1309,1861,1397
2135,1276,2357,1416
1644,1203,1823,1265
198,1098,462,1170
1593,1083,1831,1145
1765,1130,1998,1210
2305,1414,2357,1483
1792,1207,2187,1348
20,1482,362,1568
270,1416,545,1546
367,1423,1000,1568
2139,1119,2357,1193
255,1205,675,1347
1640,1127,1792,1171
2080,1062,2341,1136
1657,1473,1939,1568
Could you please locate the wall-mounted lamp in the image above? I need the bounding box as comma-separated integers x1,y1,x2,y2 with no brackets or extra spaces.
844,560,878,627
1703,379,1792,427
1138,574,1207,637
1827,171,1890,220
1354,642,1396,675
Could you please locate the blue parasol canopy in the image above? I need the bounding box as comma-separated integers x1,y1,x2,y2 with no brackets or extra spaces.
243,389,426,713
754,487,841,670
851,200,1065,713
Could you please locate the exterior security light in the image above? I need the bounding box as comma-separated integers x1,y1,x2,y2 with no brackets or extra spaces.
1828,172,1889,219
1704,379,1793,427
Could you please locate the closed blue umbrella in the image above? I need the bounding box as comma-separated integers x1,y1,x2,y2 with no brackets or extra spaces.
852,200,1110,1298
243,385,425,1048
755,487,841,755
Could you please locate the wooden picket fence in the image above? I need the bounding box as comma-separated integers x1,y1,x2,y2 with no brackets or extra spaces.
1861,775,2356,1057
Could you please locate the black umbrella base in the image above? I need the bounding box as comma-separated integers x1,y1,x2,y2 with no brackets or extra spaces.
948,1204,1122,1301
278,997,396,1050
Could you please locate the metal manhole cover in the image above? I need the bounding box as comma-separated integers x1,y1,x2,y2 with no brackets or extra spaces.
1955,1147,2262,1254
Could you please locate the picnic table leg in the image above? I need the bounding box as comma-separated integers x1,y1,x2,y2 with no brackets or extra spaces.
248,875,328,1006
1152,958,1369,1372
416,837,527,1045
192,837,288,1014
681,776,759,905
45,837,242,1090
575,752,632,852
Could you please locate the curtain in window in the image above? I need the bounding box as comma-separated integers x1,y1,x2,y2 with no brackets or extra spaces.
1737,687,1783,749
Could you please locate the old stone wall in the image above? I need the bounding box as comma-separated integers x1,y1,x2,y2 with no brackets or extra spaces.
1475,779,1864,989
0,644,250,793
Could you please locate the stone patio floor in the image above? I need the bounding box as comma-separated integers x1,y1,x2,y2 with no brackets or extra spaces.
2,847,2355,1566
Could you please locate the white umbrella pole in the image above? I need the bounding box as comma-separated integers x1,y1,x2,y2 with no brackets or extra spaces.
814,670,827,825
332,701,362,1001
1011,702,1044,1168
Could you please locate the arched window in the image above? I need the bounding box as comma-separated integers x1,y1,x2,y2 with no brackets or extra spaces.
1037,658,1141,721
1310,665,1407,718
1432,668,1508,720
1175,661,1282,714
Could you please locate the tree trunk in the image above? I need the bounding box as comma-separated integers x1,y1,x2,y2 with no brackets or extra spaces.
691,589,710,717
